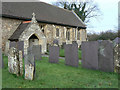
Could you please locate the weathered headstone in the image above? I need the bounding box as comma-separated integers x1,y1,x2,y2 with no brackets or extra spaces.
19,51,23,76
5,41,10,56
32,45,41,60
17,41,24,58
114,44,120,73
49,46,59,63
65,42,79,67
10,41,24,57
24,47,35,80
53,39,59,46
8,47,19,76
81,41,99,70
98,40,114,72
10,41,16,48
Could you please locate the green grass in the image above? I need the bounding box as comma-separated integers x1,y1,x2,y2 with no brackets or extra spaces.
2,55,118,88
46,48,82,59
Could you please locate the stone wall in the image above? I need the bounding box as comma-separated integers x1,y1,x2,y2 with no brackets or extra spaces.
1,17,22,51
1,17,87,53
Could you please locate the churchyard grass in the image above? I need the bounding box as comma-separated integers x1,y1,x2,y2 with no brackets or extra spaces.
2,55,118,88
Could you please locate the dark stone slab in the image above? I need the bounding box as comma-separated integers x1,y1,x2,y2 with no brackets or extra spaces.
10,41,16,48
98,40,114,72
24,47,35,66
53,39,59,46
24,46,35,80
49,46,59,63
10,41,24,58
81,41,99,70
17,41,24,57
0,48,4,68
64,43,79,67
32,45,41,60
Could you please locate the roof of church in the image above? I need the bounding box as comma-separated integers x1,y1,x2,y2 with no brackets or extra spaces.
8,22,29,41
2,2,86,29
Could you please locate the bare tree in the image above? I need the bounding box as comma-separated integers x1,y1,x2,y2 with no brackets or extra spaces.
53,0,101,23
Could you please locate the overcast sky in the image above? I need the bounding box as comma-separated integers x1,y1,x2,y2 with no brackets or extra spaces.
39,0,119,33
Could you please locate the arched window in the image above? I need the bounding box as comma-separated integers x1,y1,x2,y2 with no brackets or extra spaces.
56,28,59,37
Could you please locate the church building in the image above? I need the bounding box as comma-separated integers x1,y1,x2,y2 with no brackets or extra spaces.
1,2,87,54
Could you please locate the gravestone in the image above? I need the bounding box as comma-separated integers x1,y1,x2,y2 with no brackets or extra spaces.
19,51,23,76
17,41,24,58
98,40,114,72
5,41,10,56
49,46,59,63
10,41,24,57
24,47,35,80
8,47,20,76
32,45,41,60
81,41,99,70
65,42,79,67
114,44,120,73
10,41,16,48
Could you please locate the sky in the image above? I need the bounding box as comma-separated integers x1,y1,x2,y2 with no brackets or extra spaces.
38,0,119,33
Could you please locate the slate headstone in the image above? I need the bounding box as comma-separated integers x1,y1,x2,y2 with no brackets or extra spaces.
32,45,41,60
10,41,16,48
17,41,24,58
65,42,79,67
98,40,114,72
24,46,35,80
49,46,59,63
81,41,99,70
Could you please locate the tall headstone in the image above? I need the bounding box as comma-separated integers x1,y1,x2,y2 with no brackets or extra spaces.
49,46,59,63
10,41,24,57
81,41,99,70
65,42,79,67
17,41,24,58
8,47,20,76
114,44,120,73
32,45,41,60
24,47,35,80
10,41,16,48
98,40,114,72
19,51,23,76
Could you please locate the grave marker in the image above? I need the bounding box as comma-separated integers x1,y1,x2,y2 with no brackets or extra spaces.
65,42,79,67
49,46,59,63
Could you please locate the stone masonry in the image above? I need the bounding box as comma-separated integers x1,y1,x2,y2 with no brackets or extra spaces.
1,17,87,54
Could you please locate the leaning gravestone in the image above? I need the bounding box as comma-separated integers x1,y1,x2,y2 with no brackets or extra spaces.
32,45,41,60
17,41,24,58
64,42,79,67
98,40,114,72
49,46,59,63
10,41,24,58
8,47,23,76
24,47,35,80
81,41,99,70
10,41,16,48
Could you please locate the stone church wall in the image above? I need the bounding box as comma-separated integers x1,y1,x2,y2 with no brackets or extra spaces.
1,17,87,53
